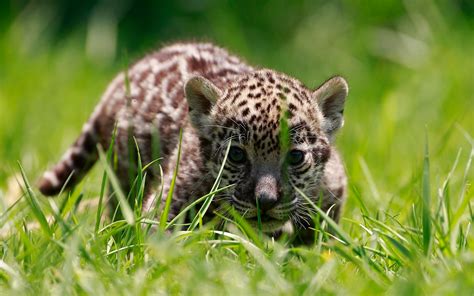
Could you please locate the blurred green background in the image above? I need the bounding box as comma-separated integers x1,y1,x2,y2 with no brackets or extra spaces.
0,0,472,218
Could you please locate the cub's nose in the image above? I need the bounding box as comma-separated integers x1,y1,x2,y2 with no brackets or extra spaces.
254,172,281,212
257,192,278,212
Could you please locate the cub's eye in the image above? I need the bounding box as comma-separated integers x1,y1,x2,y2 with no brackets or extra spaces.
287,150,305,166
228,146,247,164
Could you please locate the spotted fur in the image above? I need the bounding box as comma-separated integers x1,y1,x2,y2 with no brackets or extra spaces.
38,42,348,236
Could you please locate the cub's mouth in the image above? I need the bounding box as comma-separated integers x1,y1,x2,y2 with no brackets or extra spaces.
246,214,288,232
226,195,294,232
248,215,277,223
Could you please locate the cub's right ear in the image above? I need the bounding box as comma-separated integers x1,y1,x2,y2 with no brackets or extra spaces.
185,76,222,114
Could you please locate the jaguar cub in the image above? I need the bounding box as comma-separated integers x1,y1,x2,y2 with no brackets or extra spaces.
39,42,348,235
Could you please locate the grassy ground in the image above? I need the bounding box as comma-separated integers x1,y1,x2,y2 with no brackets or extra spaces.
0,1,473,295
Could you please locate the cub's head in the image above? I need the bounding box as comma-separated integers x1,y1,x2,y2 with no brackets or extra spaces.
185,70,348,232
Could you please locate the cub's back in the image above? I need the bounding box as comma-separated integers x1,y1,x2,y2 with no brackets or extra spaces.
97,43,254,153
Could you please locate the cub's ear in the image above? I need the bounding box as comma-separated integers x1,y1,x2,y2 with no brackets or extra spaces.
185,76,222,115
185,76,222,129
313,76,348,137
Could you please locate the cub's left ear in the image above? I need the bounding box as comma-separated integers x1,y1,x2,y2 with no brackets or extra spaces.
184,76,222,128
313,76,348,137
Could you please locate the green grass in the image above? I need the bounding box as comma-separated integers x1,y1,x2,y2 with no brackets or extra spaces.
0,1,473,295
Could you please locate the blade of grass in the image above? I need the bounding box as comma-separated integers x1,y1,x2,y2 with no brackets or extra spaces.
255,197,263,237
303,258,336,296
145,163,164,233
219,207,265,249
97,146,135,225
165,185,234,230
359,156,381,203
160,128,183,230
17,162,52,237
422,132,432,256
450,129,473,252
351,185,370,217
436,148,462,234
187,139,232,231
382,233,413,261
294,186,352,246
95,124,117,233
204,229,291,292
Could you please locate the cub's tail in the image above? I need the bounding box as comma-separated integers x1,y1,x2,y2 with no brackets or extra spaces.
38,122,100,196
